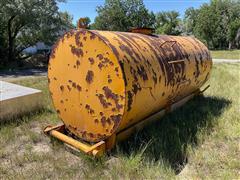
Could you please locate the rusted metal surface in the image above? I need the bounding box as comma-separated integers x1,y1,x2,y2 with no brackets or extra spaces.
48,29,212,143
130,27,154,35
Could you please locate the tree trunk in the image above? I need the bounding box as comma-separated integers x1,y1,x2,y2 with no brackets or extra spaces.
7,16,16,62
228,42,232,50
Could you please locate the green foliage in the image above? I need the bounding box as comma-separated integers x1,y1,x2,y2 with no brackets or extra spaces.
92,0,155,31
0,0,73,65
184,0,240,49
155,11,181,35
183,7,199,35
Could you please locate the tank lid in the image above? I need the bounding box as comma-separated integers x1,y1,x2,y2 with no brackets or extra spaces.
129,27,154,35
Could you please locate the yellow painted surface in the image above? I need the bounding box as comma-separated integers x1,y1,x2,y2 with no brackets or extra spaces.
48,29,212,142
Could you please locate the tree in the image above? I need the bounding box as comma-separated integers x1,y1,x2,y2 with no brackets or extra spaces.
183,7,199,35
0,0,73,65
184,0,240,49
92,0,155,32
155,11,181,35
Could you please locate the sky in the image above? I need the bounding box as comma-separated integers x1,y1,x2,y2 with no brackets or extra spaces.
58,0,210,25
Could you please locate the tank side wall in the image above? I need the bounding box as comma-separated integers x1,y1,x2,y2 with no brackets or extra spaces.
90,30,212,131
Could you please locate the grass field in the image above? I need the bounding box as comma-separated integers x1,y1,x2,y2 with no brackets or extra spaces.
211,50,240,59
0,64,239,179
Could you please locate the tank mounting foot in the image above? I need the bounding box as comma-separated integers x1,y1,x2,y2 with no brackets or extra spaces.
44,125,106,157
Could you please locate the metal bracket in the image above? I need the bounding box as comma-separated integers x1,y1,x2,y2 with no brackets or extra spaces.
44,125,106,157
199,85,210,94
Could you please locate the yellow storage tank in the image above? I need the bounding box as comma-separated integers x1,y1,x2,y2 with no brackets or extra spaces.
45,28,212,156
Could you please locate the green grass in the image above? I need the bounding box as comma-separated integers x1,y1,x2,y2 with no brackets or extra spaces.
0,64,240,179
210,50,240,59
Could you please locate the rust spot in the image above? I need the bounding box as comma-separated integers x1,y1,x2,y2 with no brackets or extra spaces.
60,100,64,104
54,77,57,80
75,32,83,47
90,109,94,114
76,60,80,67
101,116,107,127
88,57,94,65
119,44,138,64
67,85,71,91
108,75,112,83
97,54,103,60
106,118,111,125
94,119,99,124
120,95,124,100
83,36,87,41
56,109,60,114
132,83,141,94
70,45,83,57
103,86,123,111
98,63,104,70
85,104,90,109
162,92,165,96
137,65,148,81
110,114,122,124
77,85,82,91
100,112,104,116
96,94,112,108
127,91,133,111
86,70,94,83
85,104,95,114
109,61,114,66
72,82,76,88
119,61,127,85
68,80,72,83
109,44,119,58
60,85,64,92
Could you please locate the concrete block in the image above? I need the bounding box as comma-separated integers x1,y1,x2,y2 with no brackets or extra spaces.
0,81,43,121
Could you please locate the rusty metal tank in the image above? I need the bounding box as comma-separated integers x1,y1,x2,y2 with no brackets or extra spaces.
48,29,212,143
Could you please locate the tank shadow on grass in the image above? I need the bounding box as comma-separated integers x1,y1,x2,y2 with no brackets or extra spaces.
115,95,231,174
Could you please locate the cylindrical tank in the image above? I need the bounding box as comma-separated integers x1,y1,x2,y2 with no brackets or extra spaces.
48,29,212,142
